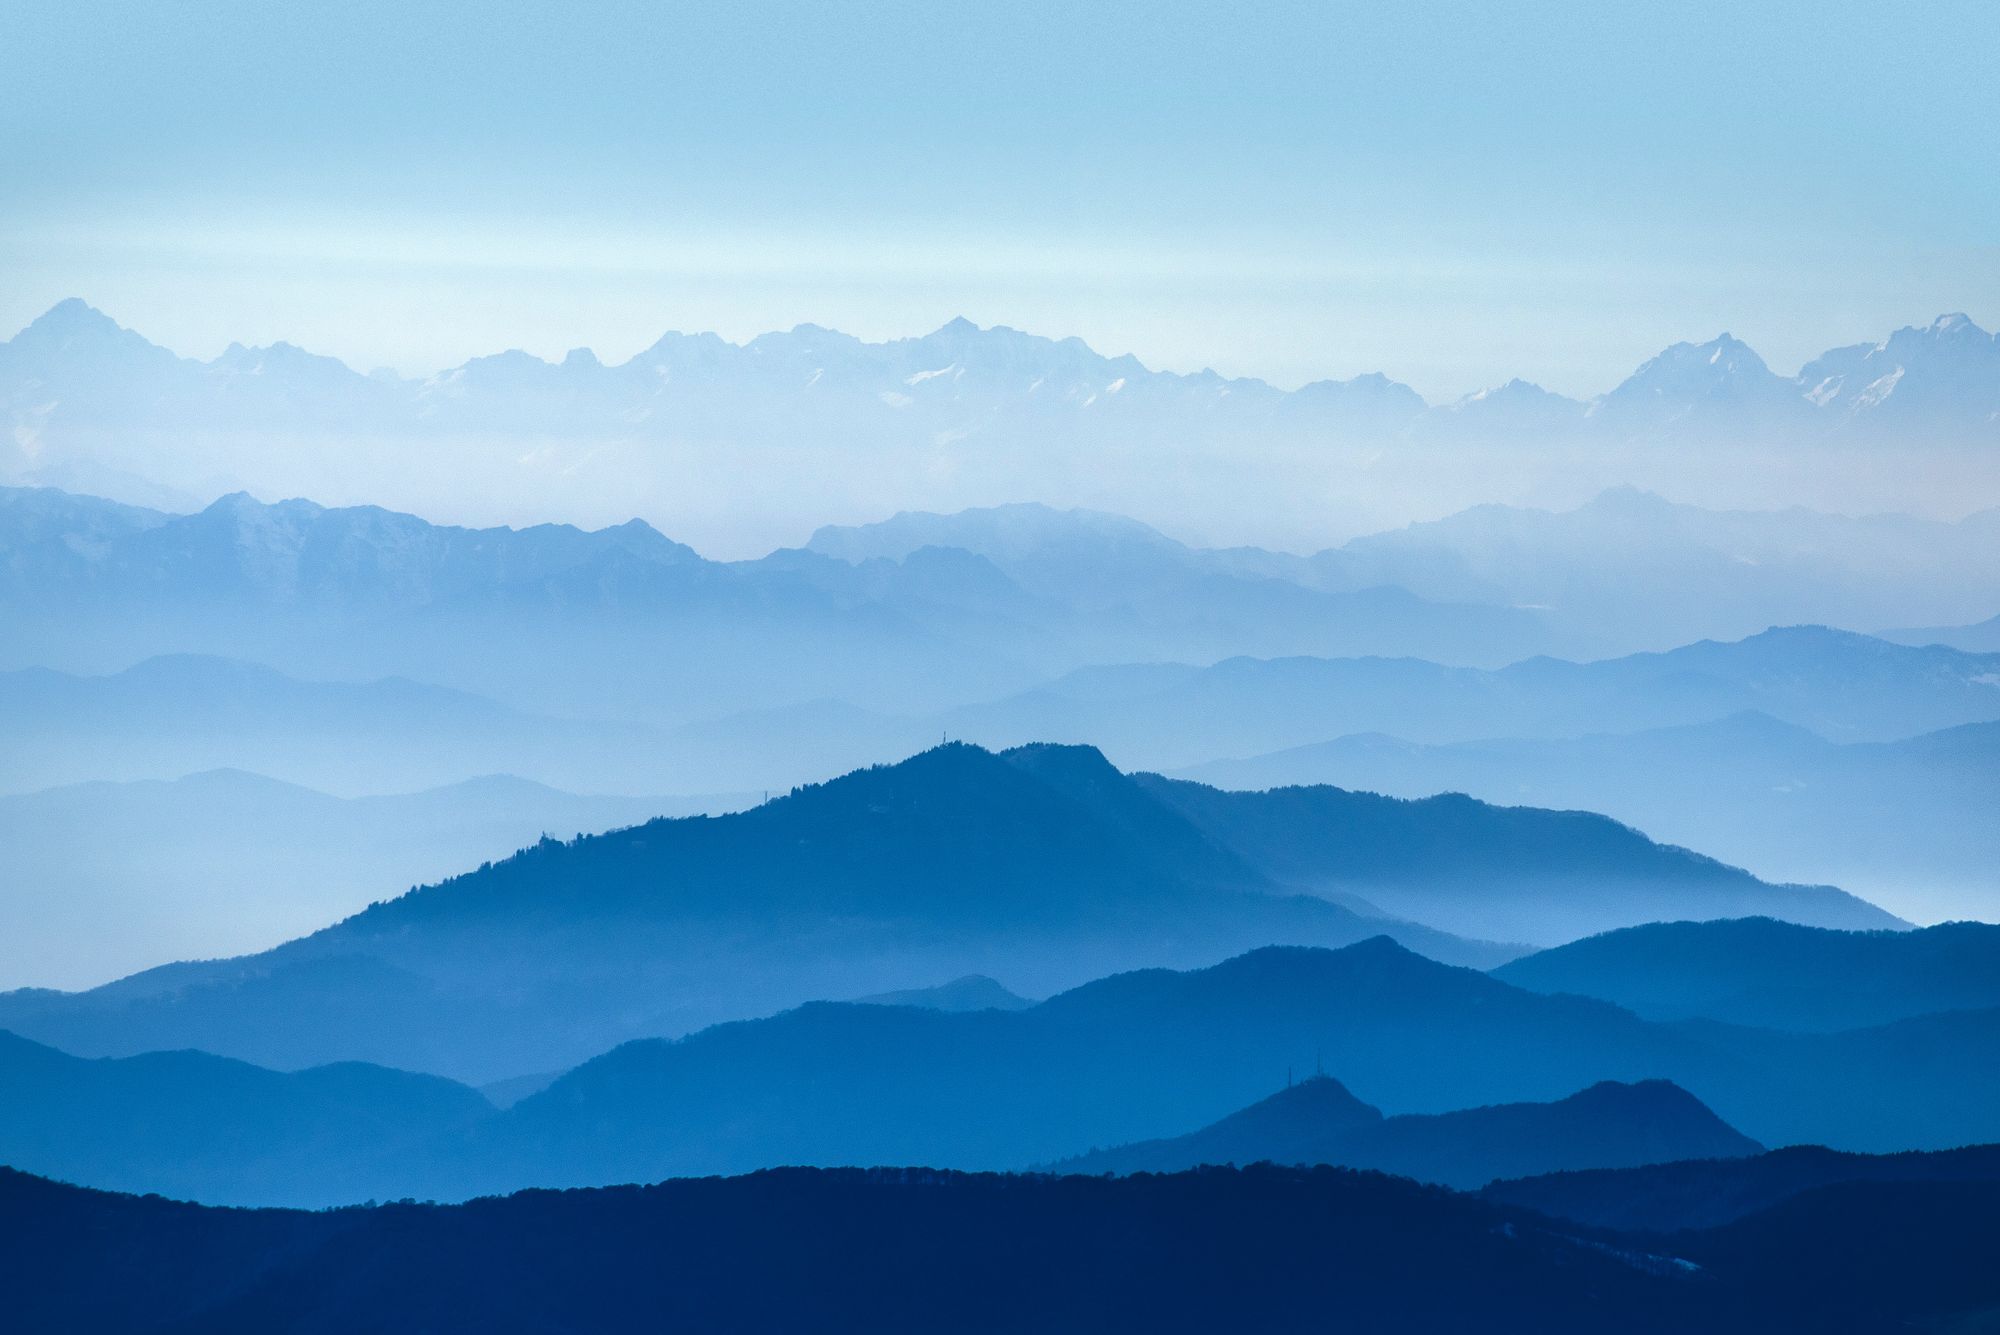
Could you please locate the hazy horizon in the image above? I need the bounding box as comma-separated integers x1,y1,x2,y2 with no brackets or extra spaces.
10,295,1998,558
14,295,2000,406
7,2,1998,400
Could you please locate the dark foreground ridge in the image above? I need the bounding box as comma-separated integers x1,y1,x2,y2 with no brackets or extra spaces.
6,1161,1997,1335
1483,1141,2000,1232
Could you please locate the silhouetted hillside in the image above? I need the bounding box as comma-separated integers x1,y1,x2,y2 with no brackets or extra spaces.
1670,1177,2000,1333
1056,1077,1760,1188
1495,918,2000,1029
5,1160,1999,1334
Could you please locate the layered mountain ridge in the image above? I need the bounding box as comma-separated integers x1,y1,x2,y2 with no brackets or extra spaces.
5,931,1996,1208
0,742,1884,1081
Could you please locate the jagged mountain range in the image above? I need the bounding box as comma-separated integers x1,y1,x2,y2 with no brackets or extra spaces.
6,302,1996,560
8,300,1996,454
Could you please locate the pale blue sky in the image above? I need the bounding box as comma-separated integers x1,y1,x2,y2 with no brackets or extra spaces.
4,0,1997,397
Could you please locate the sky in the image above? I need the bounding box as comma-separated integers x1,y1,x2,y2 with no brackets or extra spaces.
3,0,1998,400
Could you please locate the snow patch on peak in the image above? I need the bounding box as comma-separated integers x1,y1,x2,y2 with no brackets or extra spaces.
1857,366,1905,407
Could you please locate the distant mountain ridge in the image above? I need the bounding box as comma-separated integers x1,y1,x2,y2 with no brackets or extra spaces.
1314,485,2000,650
615,620,2000,806
1885,609,2000,653
1053,1076,1761,1188
1174,713,2000,922
0,653,702,795
932,625,2000,773
1494,918,2000,1031
0,768,734,991
11,482,1999,734
11,486,2000,810
8,301,1995,453
6,301,1995,572
1133,775,1896,944
0,486,1566,730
